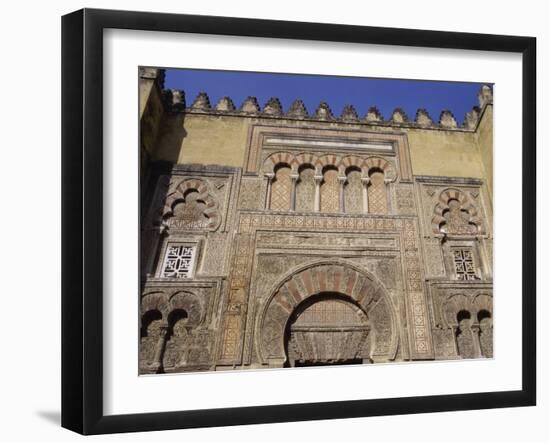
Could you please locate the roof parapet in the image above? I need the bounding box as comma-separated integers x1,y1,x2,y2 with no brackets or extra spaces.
478,85,493,108
166,85,492,132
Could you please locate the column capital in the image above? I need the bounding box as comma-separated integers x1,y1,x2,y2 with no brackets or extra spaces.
314,175,324,183
158,324,170,337
361,177,371,185
290,173,300,181
264,172,275,180
338,176,347,184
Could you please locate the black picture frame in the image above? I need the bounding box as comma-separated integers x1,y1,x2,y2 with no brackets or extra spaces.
61,8,536,435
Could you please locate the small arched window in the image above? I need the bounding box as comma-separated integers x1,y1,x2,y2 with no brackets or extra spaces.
367,168,387,214
141,310,162,339
320,166,339,213
270,164,292,211
295,165,315,212
168,309,189,338
344,167,362,214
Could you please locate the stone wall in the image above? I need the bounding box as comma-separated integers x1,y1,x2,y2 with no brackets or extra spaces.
138,76,493,374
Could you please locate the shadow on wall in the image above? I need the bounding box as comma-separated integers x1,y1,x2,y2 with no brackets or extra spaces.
153,113,188,164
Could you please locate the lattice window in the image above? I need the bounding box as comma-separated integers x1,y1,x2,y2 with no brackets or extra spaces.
161,244,196,279
270,165,292,211
320,168,339,213
293,299,364,327
295,166,315,212
367,171,387,214
344,169,363,214
452,248,479,280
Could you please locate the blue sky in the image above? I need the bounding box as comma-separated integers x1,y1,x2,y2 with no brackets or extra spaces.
165,68,486,123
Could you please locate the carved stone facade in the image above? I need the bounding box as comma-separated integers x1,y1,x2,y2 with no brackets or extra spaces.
139,70,493,373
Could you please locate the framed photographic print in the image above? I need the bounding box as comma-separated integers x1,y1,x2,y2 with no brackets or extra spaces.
61,8,536,435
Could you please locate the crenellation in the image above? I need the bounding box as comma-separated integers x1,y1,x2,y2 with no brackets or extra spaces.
178,87,492,132
439,110,458,129
169,89,186,111
215,96,236,112
340,104,360,122
415,108,434,127
287,99,309,119
391,107,409,124
262,96,283,116
478,84,493,108
240,96,261,114
314,101,335,121
191,91,211,110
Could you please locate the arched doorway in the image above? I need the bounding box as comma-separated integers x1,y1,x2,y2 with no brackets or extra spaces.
257,261,398,367
285,292,370,367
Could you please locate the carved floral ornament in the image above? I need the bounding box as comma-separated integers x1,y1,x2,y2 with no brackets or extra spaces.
141,290,205,326
431,188,484,236
255,260,399,365
161,178,221,231
262,151,398,181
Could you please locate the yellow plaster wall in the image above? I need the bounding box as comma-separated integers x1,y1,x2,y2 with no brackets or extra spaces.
152,114,490,181
476,106,494,199
153,114,250,166
406,129,484,178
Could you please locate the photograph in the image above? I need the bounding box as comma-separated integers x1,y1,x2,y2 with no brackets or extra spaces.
138,67,494,375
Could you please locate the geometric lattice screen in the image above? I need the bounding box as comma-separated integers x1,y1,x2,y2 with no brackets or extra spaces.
161,244,196,279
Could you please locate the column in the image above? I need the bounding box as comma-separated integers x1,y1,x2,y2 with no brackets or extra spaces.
150,324,170,373
471,325,483,358
384,177,392,213
290,173,299,211
361,177,370,214
314,175,323,212
338,176,347,213
264,172,275,210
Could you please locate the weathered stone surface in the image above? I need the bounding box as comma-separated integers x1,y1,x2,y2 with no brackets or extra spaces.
139,72,493,373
